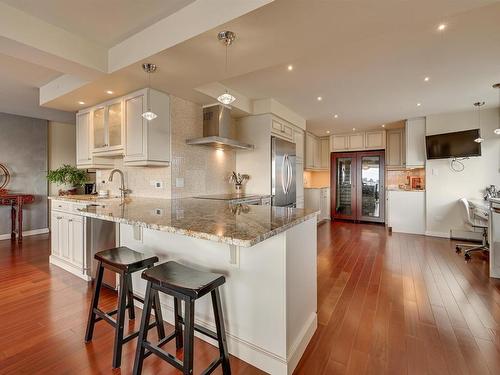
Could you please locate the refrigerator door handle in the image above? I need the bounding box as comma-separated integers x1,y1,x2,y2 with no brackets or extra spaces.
281,154,288,194
287,156,293,193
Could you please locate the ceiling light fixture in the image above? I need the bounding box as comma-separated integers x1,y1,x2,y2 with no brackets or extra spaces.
437,24,446,31
141,63,158,120
381,124,386,128
106,90,114,95
494,83,500,135
287,65,293,71
417,103,422,107
424,77,430,82
317,96,323,101
333,114,339,118
78,101,85,105
217,31,236,106
473,101,485,143
326,130,330,134
352,127,356,132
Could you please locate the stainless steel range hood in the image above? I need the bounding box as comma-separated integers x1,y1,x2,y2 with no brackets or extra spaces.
186,104,254,150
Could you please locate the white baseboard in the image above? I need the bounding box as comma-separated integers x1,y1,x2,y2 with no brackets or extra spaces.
49,255,92,282
424,230,450,238
286,313,318,374
0,227,49,241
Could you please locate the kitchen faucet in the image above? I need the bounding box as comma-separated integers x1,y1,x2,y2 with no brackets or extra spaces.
108,169,131,199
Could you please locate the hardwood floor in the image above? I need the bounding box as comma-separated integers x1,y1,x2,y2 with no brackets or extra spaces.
2,222,500,374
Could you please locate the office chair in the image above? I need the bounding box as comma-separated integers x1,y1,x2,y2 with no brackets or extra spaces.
455,198,489,261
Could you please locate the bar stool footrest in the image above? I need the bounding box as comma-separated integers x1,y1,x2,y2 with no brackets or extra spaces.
177,316,219,341
123,321,159,344
143,341,184,371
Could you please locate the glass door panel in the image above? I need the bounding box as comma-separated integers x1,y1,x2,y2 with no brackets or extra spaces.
333,154,356,219
93,107,106,149
357,151,385,223
107,102,122,147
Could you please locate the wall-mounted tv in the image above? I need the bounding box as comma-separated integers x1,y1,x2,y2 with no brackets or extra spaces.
425,129,481,160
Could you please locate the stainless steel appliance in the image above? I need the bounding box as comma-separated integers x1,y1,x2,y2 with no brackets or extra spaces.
271,137,296,207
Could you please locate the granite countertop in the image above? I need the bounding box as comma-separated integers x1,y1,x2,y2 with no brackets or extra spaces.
51,196,318,247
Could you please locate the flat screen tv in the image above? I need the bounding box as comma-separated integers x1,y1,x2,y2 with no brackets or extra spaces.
425,129,481,159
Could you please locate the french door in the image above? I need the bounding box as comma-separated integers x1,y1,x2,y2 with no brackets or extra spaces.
331,150,385,223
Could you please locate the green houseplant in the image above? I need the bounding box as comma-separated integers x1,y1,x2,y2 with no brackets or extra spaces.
47,164,87,195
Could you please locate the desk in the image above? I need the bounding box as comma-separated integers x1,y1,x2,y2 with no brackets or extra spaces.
0,194,35,243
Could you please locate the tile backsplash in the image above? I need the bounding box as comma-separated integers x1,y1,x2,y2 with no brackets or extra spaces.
96,95,236,199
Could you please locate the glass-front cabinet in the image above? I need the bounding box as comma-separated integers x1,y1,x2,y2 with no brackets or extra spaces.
92,98,124,155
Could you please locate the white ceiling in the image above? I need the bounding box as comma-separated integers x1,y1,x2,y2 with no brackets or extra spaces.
1,0,195,47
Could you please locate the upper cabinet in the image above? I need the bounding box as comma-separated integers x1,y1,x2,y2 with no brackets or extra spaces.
293,129,305,163
76,110,113,169
76,88,170,169
305,132,329,170
405,117,426,167
331,130,385,152
92,98,124,156
123,89,171,167
271,117,294,141
385,118,426,169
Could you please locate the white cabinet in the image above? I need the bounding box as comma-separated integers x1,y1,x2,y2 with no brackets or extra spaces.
296,161,304,207
387,190,425,234
304,187,330,222
271,118,293,141
386,128,405,167
123,89,171,166
76,110,113,169
305,133,329,170
331,130,386,152
293,129,305,163
405,117,426,166
92,98,124,156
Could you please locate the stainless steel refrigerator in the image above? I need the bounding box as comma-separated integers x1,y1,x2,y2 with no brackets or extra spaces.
271,136,296,207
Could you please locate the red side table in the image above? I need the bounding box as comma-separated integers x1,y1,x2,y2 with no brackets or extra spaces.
0,194,35,243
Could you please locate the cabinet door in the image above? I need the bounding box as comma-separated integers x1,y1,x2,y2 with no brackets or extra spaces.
365,131,385,149
293,130,305,162
124,93,147,160
332,153,357,220
68,215,84,269
50,212,62,257
405,118,426,166
305,133,315,169
348,133,364,150
93,107,106,149
320,138,330,169
76,112,91,165
296,161,304,202
59,215,70,261
107,101,122,148
332,135,348,151
313,137,321,168
386,129,404,167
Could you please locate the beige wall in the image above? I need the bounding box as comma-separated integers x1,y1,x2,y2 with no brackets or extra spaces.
304,170,330,188
425,107,500,236
97,95,236,198
48,121,76,196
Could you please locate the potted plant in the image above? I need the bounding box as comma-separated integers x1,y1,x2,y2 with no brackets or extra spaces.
47,164,87,195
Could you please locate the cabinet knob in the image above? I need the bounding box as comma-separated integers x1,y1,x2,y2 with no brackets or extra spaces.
57,216,62,220
68,219,73,222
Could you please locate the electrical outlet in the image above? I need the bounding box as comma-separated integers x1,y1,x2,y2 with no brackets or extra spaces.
153,208,163,216
176,178,184,188
152,180,163,189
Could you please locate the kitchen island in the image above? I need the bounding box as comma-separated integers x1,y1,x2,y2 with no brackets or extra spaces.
50,196,318,375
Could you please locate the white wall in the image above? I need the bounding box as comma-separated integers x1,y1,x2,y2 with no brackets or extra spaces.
425,107,500,237
48,121,76,196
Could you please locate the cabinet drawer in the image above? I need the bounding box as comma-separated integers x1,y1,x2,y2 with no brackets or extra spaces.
52,201,73,213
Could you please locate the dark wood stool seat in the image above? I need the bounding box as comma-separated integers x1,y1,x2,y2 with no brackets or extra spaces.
85,247,165,369
133,261,231,375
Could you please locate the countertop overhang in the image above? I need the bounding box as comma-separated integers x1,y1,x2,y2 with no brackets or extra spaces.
50,196,319,247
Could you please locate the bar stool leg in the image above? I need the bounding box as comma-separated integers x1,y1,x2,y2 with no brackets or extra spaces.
85,262,104,342
212,288,231,375
112,272,129,368
126,273,135,320
133,282,154,375
174,297,183,349
152,290,166,340
183,299,195,375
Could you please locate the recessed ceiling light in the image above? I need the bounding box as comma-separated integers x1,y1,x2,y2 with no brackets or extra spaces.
417,102,422,107
424,77,430,82
326,130,330,134
381,124,386,128
78,101,85,105
333,114,339,118
317,96,323,101
437,24,446,31
287,65,293,71
106,90,114,95
352,127,356,131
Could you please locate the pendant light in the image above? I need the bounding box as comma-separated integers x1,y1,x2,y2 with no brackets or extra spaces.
473,101,485,143
494,83,500,135
142,63,157,120
217,31,236,106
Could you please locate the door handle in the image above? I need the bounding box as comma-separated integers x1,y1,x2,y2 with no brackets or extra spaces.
287,157,293,193
281,155,287,194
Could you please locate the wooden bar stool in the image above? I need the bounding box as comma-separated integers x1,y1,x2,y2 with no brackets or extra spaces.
133,261,231,375
84,247,166,368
